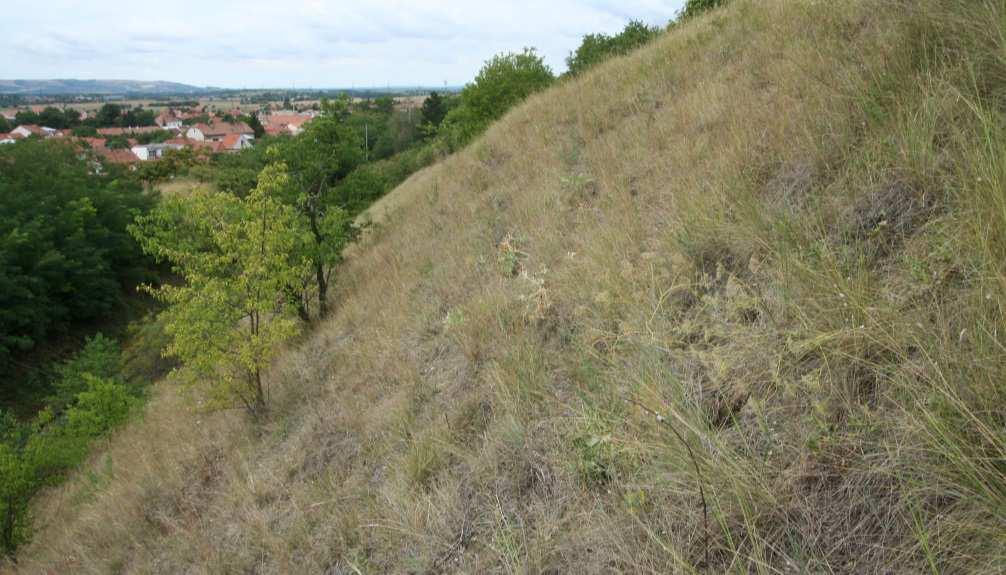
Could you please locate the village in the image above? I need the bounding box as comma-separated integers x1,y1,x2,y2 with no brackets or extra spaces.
0,103,316,165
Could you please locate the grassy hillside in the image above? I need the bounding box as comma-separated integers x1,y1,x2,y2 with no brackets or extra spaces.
12,0,1006,572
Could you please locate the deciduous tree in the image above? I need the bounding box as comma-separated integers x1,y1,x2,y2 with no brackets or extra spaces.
275,113,363,318
131,164,308,415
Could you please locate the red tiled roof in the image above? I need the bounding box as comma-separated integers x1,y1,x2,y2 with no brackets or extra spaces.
265,114,311,127
111,149,140,163
220,133,244,149
191,121,253,137
164,136,225,153
94,147,138,164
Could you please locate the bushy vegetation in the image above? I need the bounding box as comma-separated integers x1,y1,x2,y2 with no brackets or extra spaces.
274,109,364,318
132,166,308,415
0,136,170,559
679,0,729,19
0,140,155,383
13,103,157,130
334,144,437,216
438,48,554,150
0,335,135,555
566,20,662,76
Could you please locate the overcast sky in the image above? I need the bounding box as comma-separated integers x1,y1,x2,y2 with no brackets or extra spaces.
0,1,684,89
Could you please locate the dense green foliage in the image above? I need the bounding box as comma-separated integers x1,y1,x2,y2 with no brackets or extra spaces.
419,91,448,136
93,104,156,128
12,103,156,130
566,21,662,76
0,140,155,377
14,108,78,130
439,49,554,149
680,0,728,19
247,113,266,138
275,110,364,318
334,145,437,216
1,337,135,555
198,143,273,196
132,129,174,145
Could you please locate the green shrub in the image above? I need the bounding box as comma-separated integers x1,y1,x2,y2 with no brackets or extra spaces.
0,339,135,556
566,21,662,76
51,334,122,411
64,376,134,438
439,48,554,150
680,0,728,19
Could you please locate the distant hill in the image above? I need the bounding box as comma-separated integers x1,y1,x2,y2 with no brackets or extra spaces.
0,79,214,95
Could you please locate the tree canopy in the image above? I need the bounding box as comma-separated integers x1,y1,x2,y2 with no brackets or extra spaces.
131,165,307,414
274,110,364,318
566,20,662,77
679,0,728,19
440,48,554,149
0,140,154,377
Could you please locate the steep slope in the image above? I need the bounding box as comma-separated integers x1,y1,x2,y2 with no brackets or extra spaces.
13,1,1006,573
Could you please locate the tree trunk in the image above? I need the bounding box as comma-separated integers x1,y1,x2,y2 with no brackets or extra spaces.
253,367,266,416
316,261,328,319
307,204,329,319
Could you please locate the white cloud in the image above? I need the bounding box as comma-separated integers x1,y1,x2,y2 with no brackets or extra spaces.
0,0,684,88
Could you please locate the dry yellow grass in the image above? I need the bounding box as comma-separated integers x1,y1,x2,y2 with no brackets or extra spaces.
154,176,212,198
10,1,1006,573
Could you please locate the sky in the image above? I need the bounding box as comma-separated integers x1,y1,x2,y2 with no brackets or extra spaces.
0,1,684,89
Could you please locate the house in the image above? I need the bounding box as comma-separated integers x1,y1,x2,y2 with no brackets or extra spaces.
99,148,140,165
167,136,223,152
11,125,44,138
0,110,16,122
155,110,183,130
220,133,254,152
263,113,312,136
186,121,254,142
0,133,14,145
130,143,185,161
11,125,64,138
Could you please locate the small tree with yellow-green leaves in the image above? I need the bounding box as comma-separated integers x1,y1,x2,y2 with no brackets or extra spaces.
132,163,309,415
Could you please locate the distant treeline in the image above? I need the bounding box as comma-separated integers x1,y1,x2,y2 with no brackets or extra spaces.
2,103,158,133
